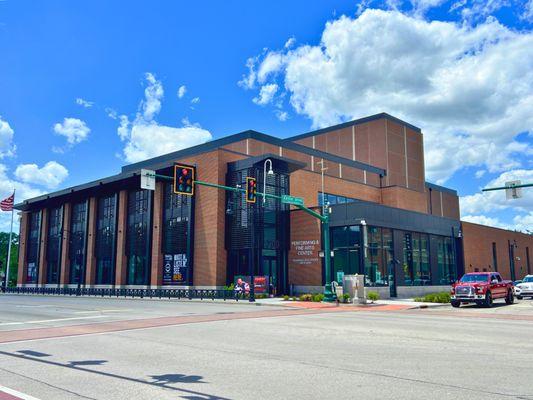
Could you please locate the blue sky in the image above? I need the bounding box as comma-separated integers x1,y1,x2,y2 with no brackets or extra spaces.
0,0,532,232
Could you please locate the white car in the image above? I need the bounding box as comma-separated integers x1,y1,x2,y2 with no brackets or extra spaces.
515,275,533,299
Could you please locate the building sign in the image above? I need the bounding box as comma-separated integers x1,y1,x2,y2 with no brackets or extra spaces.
163,254,188,285
290,240,319,266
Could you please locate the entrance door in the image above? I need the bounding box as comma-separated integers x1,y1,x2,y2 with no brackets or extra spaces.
262,256,277,295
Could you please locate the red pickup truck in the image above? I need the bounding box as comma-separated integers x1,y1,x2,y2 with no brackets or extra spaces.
450,272,514,308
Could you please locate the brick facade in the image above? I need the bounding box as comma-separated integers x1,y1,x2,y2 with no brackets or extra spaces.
14,113,521,293
462,222,533,281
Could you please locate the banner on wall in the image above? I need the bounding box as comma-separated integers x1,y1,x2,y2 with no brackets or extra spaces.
163,254,188,285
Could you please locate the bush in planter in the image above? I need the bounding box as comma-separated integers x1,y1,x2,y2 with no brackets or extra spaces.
367,291,380,303
282,295,290,301
299,293,313,302
415,292,450,303
341,293,351,303
312,293,325,302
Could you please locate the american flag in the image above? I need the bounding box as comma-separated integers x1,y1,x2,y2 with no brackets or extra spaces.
0,192,14,212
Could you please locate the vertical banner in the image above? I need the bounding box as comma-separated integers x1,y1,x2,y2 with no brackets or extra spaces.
162,254,188,285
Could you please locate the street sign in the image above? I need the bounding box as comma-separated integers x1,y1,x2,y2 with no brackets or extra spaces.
140,169,156,191
505,180,522,199
281,194,304,206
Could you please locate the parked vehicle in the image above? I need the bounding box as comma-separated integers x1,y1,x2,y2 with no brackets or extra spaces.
450,272,514,308
515,275,533,300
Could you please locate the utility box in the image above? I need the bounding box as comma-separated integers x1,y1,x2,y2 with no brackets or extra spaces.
343,274,366,304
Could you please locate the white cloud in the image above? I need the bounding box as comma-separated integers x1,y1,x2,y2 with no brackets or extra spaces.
276,110,289,121
284,37,296,49
460,169,533,215
122,123,212,164
177,85,187,99
0,164,46,232
241,9,533,184
253,83,279,106
513,212,533,233
410,0,448,16
462,214,510,229
14,161,69,189
0,116,16,158
53,117,90,145
475,169,486,179
75,98,94,108
115,73,212,163
524,0,533,21
142,72,163,121
460,169,533,231
190,97,200,104
458,0,512,21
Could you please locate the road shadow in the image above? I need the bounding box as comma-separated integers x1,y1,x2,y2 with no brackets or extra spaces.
69,359,108,366
150,373,205,384
1,350,229,399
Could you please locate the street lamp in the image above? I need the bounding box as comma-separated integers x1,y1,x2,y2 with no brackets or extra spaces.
263,159,274,204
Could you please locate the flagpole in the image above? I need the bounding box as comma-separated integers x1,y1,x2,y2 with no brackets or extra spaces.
5,189,15,288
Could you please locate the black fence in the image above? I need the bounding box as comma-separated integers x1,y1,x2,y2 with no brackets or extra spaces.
4,286,250,301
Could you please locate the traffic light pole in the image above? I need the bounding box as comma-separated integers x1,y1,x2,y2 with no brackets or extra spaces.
144,172,334,301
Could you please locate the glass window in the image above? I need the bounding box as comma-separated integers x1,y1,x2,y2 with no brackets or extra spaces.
331,225,360,278
69,201,88,284
95,195,117,285
46,207,63,284
126,189,152,285
403,232,431,286
402,233,414,285
26,211,41,284
364,227,392,287
436,236,456,284
162,183,193,285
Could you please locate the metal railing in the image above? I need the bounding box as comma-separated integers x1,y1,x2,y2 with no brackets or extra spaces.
4,286,248,301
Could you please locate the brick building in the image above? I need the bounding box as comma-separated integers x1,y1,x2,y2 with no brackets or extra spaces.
14,113,533,297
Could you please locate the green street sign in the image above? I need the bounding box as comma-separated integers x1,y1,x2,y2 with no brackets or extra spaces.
281,194,304,206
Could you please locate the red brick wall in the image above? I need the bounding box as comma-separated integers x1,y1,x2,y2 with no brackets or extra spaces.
288,209,322,286
115,190,128,286
381,186,428,214
462,221,533,280
150,181,164,286
17,212,28,284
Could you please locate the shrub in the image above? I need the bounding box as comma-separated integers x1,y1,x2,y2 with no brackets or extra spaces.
342,293,351,303
299,293,313,302
367,291,380,302
282,295,290,301
312,293,325,302
415,292,451,303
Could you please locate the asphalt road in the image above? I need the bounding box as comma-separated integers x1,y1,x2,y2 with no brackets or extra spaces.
0,295,532,400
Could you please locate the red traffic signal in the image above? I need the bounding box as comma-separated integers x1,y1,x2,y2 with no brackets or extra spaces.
246,177,257,203
174,164,195,196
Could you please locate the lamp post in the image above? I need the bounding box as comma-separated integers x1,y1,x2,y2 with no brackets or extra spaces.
263,159,274,204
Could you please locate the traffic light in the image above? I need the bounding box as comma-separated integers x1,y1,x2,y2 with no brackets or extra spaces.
174,164,195,196
246,177,257,203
